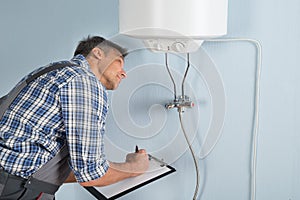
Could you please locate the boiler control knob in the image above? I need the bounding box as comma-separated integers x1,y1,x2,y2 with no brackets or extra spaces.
172,42,185,52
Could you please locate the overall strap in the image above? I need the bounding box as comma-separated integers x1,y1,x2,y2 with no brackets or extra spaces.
0,61,79,120
24,144,71,195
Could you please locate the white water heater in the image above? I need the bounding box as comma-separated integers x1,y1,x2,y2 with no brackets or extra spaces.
119,0,228,53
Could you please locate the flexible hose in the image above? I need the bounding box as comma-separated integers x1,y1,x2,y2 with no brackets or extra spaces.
179,109,200,200
165,52,200,199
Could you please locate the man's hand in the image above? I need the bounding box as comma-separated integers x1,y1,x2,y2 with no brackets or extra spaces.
125,149,149,176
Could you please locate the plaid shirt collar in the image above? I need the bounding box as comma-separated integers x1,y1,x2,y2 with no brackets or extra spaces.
71,54,91,71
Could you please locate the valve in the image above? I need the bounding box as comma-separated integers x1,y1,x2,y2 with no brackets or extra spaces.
165,95,194,113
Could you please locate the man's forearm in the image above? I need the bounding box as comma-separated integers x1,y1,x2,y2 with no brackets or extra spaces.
66,150,149,187
79,161,136,187
63,161,137,186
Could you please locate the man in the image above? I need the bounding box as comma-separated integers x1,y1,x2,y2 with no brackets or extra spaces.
0,36,149,199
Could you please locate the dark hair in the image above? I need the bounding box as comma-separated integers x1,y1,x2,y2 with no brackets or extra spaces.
74,36,128,57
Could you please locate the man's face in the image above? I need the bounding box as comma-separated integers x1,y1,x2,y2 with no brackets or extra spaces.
99,49,126,90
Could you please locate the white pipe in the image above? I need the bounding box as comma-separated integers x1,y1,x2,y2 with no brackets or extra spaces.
204,38,262,200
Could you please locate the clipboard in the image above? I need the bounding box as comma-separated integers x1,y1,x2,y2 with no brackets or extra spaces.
84,155,176,200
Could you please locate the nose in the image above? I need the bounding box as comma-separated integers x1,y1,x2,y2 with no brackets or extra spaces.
121,70,127,79
119,58,127,79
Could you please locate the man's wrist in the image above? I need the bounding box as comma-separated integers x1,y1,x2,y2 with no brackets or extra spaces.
109,161,136,178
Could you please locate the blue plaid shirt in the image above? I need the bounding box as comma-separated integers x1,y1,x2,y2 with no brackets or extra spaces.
0,54,109,182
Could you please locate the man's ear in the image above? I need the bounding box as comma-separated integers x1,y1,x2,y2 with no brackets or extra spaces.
91,47,104,60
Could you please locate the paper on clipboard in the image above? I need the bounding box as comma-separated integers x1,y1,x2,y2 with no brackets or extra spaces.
85,155,176,200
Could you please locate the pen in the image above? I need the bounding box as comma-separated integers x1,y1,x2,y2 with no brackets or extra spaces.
135,145,139,153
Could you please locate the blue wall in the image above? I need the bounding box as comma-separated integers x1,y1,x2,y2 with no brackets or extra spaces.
1,0,300,200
